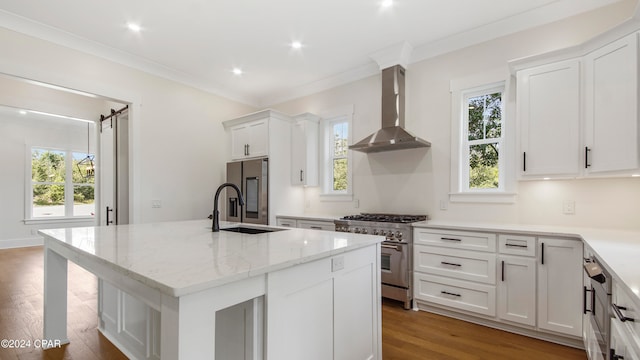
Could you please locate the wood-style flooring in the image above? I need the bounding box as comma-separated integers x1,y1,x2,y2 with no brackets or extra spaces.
0,246,587,359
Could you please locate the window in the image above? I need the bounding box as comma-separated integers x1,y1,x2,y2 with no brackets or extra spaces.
30,147,95,219
320,105,353,199
463,86,504,191
449,71,515,203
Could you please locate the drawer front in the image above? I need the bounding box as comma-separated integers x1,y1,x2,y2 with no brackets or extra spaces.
297,220,335,231
276,218,298,228
498,234,536,257
414,229,496,252
613,282,640,340
414,273,496,316
414,245,496,284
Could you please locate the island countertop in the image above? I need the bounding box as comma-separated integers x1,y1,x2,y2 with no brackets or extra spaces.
39,220,383,298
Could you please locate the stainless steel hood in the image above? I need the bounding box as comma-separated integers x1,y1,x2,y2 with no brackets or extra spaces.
349,65,431,153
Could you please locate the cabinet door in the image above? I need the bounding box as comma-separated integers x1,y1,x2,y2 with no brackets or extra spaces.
518,59,581,178
537,238,583,337
247,119,268,158
230,124,250,160
291,121,306,185
611,320,640,360
584,32,640,174
497,255,536,326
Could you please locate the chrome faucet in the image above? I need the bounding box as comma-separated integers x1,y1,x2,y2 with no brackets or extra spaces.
212,183,245,232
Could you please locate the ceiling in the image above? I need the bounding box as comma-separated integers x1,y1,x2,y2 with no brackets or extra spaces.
0,0,627,106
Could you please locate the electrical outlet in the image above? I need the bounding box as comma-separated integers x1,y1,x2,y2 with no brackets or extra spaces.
332,256,345,272
563,200,575,215
354,199,359,208
440,200,448,211
152,200,162,208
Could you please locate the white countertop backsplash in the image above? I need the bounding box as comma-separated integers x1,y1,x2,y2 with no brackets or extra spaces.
39,220,383,297
414,220,640,305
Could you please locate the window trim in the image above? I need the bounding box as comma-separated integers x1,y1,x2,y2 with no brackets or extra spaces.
449,70,517,204
319,105,354,201
25,144,97,223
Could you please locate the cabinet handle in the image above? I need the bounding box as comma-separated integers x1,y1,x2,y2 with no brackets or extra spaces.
523,152,526,172
610,349,626,360
106,206,114,226
441,261,462,267
501,260,505,282
247,144,250,156
585,147,591,168
441,291,461,297
583,286,592,314
310,226,322,230
541,243,545,265
300,170,304,182
441,237,462,242
505,243,528,248
612,304,635,322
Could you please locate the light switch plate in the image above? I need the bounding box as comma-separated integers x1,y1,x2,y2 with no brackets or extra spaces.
563,200,575,215
332,256,344,272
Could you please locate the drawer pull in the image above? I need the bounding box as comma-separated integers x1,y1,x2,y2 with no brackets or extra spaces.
505,243,528,248
309,226,322,230
610,349,625,360
441,237,462,242
441,291,461,297
612,304,635,322
441,261,462,267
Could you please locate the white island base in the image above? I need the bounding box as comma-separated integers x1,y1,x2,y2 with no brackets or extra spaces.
41,221,382,360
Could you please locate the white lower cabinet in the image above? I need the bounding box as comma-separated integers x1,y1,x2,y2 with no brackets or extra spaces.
99,280,161,360
497,255,536,326
414,228,584,344
267,245,379,360
275,216,336,231
537,237,583,337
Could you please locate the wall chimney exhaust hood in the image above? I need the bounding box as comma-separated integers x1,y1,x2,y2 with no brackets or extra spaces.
349,64,431,153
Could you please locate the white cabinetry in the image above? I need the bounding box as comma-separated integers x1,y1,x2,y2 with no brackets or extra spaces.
517,59,580,178
224,110,304,225
267,245,380,360
537,238,583,337
276,216,336,231
611,279,640,359
291,113,319,186
230,119,268,160
414,228,497,317
497,234,536,327
584,32,640,175
99,280,161,360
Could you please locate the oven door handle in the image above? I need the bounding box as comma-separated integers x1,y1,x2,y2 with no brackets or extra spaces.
381,244,402,251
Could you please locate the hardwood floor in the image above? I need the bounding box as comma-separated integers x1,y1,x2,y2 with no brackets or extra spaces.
0,246,587,359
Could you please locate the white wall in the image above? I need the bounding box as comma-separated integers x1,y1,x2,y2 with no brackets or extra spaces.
0,27,256,247
272,0,640,230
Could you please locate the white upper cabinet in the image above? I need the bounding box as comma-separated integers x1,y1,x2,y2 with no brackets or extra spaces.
291,113,319,186
517,59,581,179
584,32,640,175
229,118,269,160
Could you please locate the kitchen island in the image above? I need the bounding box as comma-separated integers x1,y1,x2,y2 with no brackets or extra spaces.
39,220,383,360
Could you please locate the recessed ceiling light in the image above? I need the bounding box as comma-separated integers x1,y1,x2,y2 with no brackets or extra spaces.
380,0,394,9
127,23,142,33
232,68,243,76
291,41,303,50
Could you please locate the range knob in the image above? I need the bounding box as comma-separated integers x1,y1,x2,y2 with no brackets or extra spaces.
354,228,361,234
395,231,403,239
361,229,368,234
373,229,379,235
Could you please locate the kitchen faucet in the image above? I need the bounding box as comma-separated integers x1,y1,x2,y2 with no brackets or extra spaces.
212,183,245,232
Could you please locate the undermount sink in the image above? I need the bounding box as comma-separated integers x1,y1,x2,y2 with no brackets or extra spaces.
221,226,286,235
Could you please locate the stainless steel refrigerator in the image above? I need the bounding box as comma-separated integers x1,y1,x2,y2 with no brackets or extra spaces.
225,158,269,225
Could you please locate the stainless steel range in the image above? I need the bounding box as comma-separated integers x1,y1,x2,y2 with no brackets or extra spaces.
334,213,428,309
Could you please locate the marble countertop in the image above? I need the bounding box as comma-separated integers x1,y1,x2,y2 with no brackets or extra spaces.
414,220,640,305
39,220,383,298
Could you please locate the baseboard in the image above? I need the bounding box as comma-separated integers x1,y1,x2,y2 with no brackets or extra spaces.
0,236,43,250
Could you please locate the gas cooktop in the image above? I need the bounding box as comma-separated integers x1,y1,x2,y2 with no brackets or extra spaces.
340,213,428,223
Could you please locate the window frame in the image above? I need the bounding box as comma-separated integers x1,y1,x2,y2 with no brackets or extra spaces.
461,84,506,192
319,105,354,201
449,70,516,204
25,144,97,224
